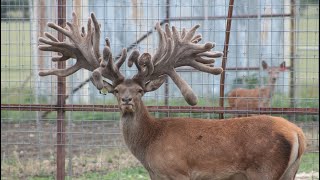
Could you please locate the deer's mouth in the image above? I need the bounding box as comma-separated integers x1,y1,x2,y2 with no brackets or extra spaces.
120,104,134,113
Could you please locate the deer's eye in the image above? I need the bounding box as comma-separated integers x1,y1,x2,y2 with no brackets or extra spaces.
113,89,119,94
138,89,144,94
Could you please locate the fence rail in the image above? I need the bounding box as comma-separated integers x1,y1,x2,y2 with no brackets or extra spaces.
1,104,319,115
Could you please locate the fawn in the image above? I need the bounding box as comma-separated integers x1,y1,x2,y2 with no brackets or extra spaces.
228,61,286,109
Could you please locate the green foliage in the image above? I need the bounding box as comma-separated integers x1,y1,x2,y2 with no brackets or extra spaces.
244,74,261,89
300,0,319,10
232,73,262,90
232,77,244,88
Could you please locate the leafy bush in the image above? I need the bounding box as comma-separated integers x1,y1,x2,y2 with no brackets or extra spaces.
232,73,264,89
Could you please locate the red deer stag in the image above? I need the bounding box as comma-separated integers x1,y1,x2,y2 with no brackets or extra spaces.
228,61,286,110
39,12,306,180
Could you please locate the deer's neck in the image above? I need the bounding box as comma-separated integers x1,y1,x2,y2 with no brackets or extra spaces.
121,100,159,164
263,81,276,98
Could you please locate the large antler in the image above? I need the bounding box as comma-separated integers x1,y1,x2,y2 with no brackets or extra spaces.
38,12,126,90
129,22,223,106
90,38,127,91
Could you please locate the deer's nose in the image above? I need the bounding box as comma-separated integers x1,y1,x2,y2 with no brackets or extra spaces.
122,97,132,104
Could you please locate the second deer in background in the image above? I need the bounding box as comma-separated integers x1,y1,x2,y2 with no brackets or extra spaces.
228,61,286,109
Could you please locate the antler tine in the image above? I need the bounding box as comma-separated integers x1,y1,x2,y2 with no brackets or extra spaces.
132,22,223,105
39,12,127,93
134,53,154,80
128,50,140,68
90,40,126,91
128,50,154,81
91,13,101,60
81,26,86,37
181,28,186,39
151,22,168,65
116,48,127,69
38,12,101,77
39,32,75,62
182,24,199,42
191,34,202,43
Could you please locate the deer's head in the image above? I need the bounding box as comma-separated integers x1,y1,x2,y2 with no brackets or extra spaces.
262,60,286,84
38,12,223,113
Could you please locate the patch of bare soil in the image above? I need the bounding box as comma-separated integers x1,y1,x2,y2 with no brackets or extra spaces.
1,121,141,178
296,171,319,180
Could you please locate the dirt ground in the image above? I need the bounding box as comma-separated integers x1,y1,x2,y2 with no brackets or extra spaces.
1,120,124,159
1,120,319,179
1,120,140,178
296,172,319,180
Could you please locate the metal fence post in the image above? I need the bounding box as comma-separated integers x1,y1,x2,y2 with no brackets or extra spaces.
290,0,296,108
219,0,234,119
57,0,66,179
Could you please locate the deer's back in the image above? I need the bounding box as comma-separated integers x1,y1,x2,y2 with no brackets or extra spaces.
228,88,271,108
145,115,305,180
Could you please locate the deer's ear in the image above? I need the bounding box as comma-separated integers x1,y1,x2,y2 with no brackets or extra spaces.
91,77,114,95
279,61,286,71
144,76,167,92
262,60,268,70
102,80,115,94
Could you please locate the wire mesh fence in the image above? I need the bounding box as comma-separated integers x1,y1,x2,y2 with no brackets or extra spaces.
1,0,319,179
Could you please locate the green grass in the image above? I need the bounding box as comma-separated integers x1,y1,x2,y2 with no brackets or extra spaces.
1,110,121,122
296,6,319,98
2,146,318,180
68,111,120,121
26,153,318,180
76,167,149,180
79,153,319,179
1,21,33,89
26,167,149,180
28,177,54,180
1,87,36,104
299,152,319,173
